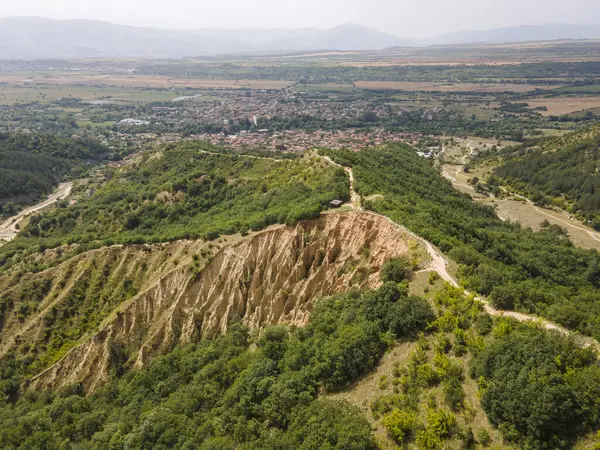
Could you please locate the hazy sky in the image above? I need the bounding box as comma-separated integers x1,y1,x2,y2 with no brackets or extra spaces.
1,0,599,37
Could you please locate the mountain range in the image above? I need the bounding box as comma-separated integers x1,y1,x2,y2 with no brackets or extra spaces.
0,17,407,59
425,24,600,46
0,17,599,59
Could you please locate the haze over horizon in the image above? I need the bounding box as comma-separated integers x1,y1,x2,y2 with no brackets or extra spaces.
1,0,600,39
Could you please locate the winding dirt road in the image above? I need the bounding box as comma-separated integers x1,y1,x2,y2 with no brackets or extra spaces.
323,156,361,208
321,154,588,342
442,141,600,248
0,182,73,242
500,188,600,243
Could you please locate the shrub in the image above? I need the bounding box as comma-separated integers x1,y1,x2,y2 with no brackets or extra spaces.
426,407,456,439
381,256,413,283
416,429,443,450
477,429,491,447
428,271,440,284
414,364,440,388
378,375,389,391
286,400,378,450
474,314,493,335
383,409,418,445
443,377,465,411
371,394,410,420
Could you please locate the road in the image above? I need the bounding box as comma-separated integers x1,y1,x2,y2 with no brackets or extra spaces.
321,154,588,342
323,156,361,208
0,182,73,242
499,187,600,243
441,140,600,247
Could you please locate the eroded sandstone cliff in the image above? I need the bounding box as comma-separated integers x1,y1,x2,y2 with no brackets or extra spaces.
20,211,419,393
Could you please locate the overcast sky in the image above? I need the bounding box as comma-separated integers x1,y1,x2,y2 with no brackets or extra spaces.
1,0,599,38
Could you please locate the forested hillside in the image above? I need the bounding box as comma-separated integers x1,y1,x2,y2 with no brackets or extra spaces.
0,133,106,211
0,143,348,272
483,126,600,227
2,272,599,449
323,145,600,340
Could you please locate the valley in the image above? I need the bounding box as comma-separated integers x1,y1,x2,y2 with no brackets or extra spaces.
441,138,600,251
0,182,73,243
2,33,600,450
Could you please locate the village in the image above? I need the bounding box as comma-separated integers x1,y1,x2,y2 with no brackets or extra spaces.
148,88,402,127
107,128,428,157
101,87,440,155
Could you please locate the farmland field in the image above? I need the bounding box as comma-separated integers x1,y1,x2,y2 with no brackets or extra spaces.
553,84,600,94
353,80,562,92
292,83,356,91
0,74,294,90
0,84,179,104
523,96,600,115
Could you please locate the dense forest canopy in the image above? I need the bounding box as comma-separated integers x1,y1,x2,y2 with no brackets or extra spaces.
0,133,106,210
471,326,600,449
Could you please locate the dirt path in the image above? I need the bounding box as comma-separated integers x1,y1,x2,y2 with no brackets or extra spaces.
441,141,477,188
321,154,589,342
323,156,361,208
0,182,73,242
500,188,600,243
442,140,600,249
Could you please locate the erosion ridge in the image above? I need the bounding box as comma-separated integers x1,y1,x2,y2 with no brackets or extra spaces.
0,240,208,360
25,211,421,393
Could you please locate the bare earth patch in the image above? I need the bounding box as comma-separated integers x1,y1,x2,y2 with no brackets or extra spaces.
524,96,600,115
354,81,561,93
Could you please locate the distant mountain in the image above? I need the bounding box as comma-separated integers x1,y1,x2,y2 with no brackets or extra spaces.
0,18,408,59
421,24,600,46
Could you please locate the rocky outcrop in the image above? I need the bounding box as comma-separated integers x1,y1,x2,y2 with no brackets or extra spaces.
28,211,417,393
